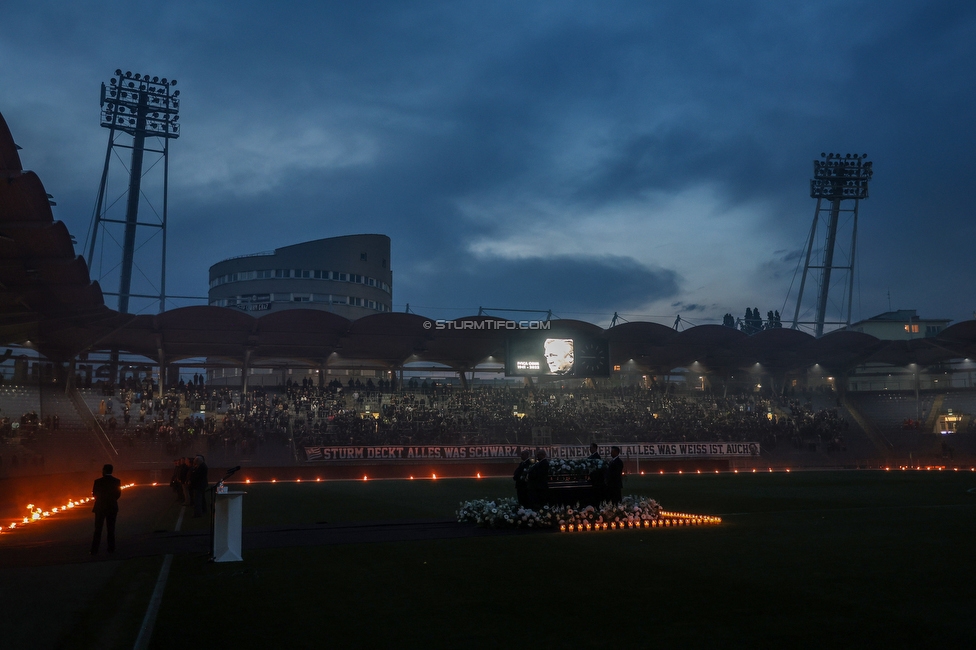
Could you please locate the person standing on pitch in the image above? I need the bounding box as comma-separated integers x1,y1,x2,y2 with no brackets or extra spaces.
587,442,605,504
91,464,121,555
605,446,624,504
526,449,550,509
587,442,601,460
514,449,532,506
190,454,209,518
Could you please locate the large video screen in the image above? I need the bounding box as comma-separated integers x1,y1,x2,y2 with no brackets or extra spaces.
505,334,609,378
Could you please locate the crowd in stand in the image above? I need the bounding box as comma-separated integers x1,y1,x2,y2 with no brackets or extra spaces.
100,377,292,457
2,375,856,463
289,381,853,454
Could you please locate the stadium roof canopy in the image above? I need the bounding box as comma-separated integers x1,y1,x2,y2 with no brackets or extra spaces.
4,109,976,376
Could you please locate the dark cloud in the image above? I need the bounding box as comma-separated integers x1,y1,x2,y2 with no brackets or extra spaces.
396,254,679,317
3,1,975,326
670,303,708,313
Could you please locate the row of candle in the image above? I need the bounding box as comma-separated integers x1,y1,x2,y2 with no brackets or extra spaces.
210,466,976,484
5,464,964,536
0,483,135,535
559,513,721,532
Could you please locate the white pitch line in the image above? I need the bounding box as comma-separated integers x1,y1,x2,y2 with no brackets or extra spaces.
133,506,184,650
133,554,172,650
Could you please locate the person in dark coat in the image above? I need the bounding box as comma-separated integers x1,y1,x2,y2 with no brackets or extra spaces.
91,464,122,554
525,449,550,510
513,449,532,506
190,454,209,518
169,458,183,502
587,442,605,504
605,446,624,504
178,456,192,505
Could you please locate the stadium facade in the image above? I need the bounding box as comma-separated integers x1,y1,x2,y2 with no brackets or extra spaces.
208,235,392,319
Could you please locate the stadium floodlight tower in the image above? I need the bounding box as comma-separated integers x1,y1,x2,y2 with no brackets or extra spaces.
790,153,872,337
86,70,180,314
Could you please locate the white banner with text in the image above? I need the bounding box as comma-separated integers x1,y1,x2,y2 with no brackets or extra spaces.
303,442,760,461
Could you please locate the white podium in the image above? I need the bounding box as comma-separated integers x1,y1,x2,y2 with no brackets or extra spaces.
212,491,245,562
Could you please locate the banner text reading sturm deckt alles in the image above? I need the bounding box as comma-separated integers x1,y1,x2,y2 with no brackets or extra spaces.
303,442,760,461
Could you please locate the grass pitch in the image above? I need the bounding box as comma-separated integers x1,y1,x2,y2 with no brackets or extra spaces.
18,470,976,648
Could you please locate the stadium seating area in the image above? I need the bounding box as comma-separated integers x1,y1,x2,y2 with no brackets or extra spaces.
2,379,973,473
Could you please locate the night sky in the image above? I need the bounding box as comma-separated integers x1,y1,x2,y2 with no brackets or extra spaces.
3,1,974,329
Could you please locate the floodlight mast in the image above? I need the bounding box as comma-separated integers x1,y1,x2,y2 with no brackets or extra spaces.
790,153,872,337
87,70,180,314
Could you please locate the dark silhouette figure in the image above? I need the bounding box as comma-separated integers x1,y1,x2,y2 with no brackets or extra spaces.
514,449,532,506
605,446,624,504
190,455,209,518
526,449,550,509
588,442,605,503
91,464,121,554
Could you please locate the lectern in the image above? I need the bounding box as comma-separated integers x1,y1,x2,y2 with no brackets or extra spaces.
212,491,245,562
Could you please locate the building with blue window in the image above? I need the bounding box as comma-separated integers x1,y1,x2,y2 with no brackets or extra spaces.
208,234,392,319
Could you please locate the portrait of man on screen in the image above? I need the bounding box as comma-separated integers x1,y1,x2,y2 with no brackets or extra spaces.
544,338,575,375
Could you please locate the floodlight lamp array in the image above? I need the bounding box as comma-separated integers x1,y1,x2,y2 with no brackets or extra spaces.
99,69,180,138
810,152,871,200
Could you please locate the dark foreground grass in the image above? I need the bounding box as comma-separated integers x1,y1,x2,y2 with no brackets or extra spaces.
194,468,976,526
141,471,976,649
56,555,163,650
29,470,976,648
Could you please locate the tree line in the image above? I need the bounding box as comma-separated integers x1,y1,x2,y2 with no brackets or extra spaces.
722,308,783,334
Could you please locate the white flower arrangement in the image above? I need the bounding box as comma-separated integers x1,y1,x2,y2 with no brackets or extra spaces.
547,457,605,477
457,495,661,530
456,498,555,528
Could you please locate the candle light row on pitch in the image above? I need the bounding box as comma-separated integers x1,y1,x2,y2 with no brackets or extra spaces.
559,515,721,532
0,484,135,535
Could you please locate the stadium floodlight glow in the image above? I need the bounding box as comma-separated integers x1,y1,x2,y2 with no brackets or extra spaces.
810,152,872,200
88,68,182,317
789,152,873,337
99,71,180,138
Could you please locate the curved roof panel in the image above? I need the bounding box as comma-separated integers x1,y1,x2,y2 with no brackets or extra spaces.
543,318,605,337
736,327,817,369
0,112,23,172
0,171,55,225
808,330,884,372
661,325,749,370
606,321,678,370
864,338,962,368
421,316,509,368
337,312,433,366
251,309,351,363
151,307,257,362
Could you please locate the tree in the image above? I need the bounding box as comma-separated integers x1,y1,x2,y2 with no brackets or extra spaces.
737,307,782,333
741,308,763,335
